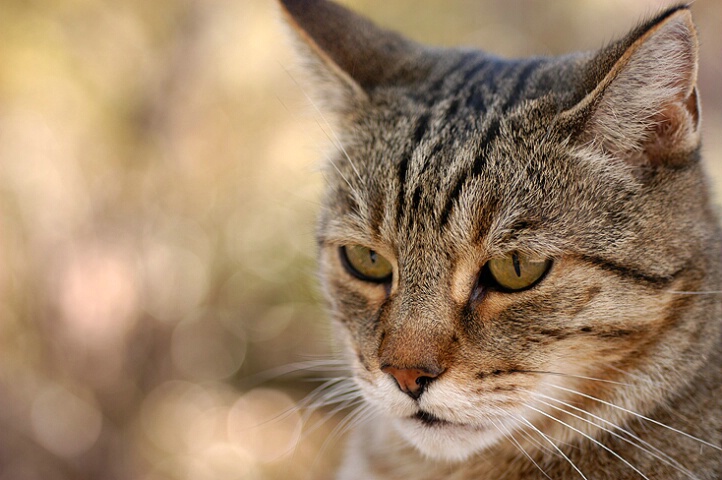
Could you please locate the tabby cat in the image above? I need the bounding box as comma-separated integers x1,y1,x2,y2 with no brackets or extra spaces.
279,0,722,478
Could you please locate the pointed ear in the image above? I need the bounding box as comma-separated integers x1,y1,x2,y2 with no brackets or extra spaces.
563,7,700,167
278,0,426,115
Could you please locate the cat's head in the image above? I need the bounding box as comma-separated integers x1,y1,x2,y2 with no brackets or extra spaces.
280,0,719,461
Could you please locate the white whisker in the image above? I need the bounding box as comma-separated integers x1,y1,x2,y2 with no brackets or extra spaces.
299,395,365,445
300,378,360,416
303,389,362,416
282,383,363,462
520,369,633,387
514,414,589,480
492,419,553,480
665,290,722,295
338,403,377,440
523,403,650,479
549,384,722,452
298,377,350,406
601,364,663,389
282,65,364,183
516,424,561,457
529,393,699,479
240,358,349,389
311,403,377,475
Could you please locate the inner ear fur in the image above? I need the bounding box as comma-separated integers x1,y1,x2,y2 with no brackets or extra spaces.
562,7,700,168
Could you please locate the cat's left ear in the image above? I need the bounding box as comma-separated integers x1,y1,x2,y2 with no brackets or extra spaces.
278,0,427,117
564,6,700,167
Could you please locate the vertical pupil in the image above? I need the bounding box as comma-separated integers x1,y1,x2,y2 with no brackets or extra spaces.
512,253,521,277
369,250,378,264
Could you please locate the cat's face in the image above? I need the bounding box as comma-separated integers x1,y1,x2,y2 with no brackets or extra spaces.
281,0,716,463
317,85,703,461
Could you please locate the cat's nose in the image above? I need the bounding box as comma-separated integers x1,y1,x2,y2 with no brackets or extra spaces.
381,365,442,400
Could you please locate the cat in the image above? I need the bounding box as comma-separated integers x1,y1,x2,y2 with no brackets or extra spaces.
279,0,722,478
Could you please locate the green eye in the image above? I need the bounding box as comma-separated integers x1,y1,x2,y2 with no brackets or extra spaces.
487,252,551,292
340,245,393,283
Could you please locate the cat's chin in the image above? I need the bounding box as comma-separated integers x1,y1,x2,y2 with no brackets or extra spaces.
391,415,504,462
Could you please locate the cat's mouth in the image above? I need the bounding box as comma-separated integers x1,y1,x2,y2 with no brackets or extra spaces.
412,410,452,427
398,409,507,460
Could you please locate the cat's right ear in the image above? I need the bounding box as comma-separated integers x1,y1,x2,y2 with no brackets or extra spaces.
278,0,424,116
561,6,700,168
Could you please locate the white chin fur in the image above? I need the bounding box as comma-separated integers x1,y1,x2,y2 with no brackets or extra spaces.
392,417,504,462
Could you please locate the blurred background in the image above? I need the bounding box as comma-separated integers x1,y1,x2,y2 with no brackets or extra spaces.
0,1,719,479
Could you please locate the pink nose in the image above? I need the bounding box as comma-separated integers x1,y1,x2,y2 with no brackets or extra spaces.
381,365,442,399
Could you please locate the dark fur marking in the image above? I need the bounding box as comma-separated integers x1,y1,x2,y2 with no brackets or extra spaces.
446,98,460,118
500,60,541,113
476,119,501,171
465,86,489,113
580,254,678,287
438,117,499,230
396,153,410,226
458,58,492,89
655,289,698,334
356,351,368,369
410,186,423,214
439,173,467,229
493,385,516,392
477,368,521,380
539,329,572,341
417,143,442,178
413,113,431,144
473,195,500,244
427,140,445,161
471,150,487,178
584,286,602,302
596,328,639,339
426,52,477,94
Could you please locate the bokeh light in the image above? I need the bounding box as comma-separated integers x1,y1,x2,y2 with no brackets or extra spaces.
227,388,302,463
0,1,719,479
31,384,103,458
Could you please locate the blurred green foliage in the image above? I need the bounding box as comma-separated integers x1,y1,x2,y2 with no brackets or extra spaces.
0,1,719,479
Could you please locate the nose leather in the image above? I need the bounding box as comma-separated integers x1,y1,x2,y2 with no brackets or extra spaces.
381,365,441,399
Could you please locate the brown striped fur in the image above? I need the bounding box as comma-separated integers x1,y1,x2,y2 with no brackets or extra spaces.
280,1,722,478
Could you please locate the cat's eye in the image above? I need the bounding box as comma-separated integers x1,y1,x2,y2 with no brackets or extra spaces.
340,245,393,283
487,252,551,292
